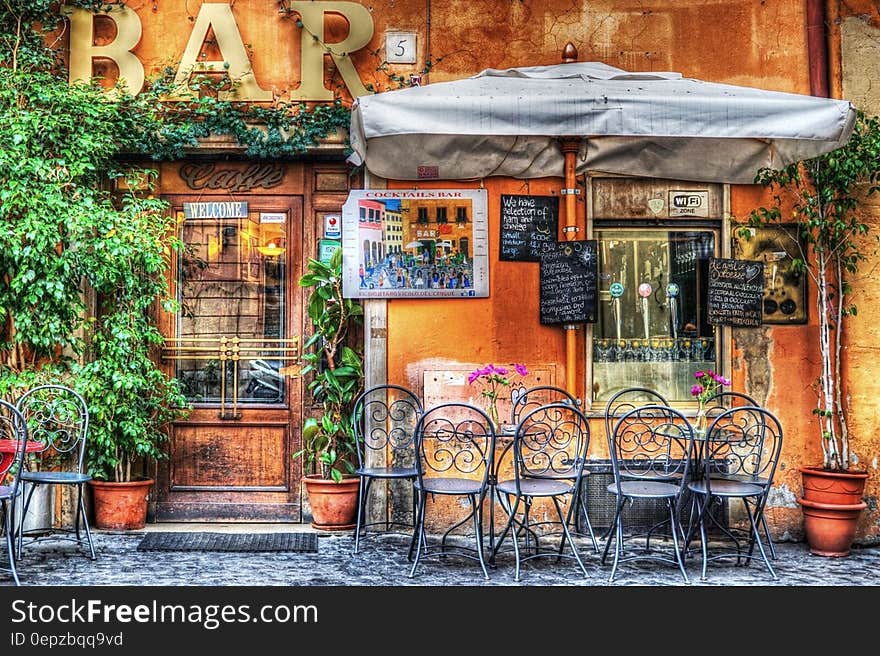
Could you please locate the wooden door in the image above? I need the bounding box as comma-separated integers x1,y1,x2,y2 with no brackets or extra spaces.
156,196,303,521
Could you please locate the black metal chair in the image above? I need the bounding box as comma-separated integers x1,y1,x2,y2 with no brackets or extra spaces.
603,404,695,584
493,402,592,581
16,384,96,560
508,385,598,551
408,402,495,580
685,405,783,582
701,390,777,559
351,384,423,553
602,387,674,541
0,400,29,585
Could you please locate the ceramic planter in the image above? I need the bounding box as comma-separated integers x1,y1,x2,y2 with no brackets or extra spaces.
799,465,868,505
89,478,154,530
798,466,869,557
797,497,867,557
303,474,359,530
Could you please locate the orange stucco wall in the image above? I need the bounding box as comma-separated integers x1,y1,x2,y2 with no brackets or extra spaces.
70,1,878,542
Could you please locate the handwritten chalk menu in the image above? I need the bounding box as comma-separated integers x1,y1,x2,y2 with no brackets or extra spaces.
539,240,598,325
500,195,559,261
707,257,765,327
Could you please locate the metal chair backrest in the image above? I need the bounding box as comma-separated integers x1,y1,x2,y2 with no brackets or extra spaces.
603,386,670,443
351,384,423,470
15,385,89,474
608,404,694,495
0,400,29,499
701,406,783,490
702,390,759,418
413,402,495,489
512,402,590,487
510,385,578,425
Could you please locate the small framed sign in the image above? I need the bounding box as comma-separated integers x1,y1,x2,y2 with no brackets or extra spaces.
319,239,341,264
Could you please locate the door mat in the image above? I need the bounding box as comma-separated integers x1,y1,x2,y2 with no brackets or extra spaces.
136,532,318,553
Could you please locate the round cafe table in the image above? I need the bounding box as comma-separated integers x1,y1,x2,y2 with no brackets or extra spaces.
0,439,42,478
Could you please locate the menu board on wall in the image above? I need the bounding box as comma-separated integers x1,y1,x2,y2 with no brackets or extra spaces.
539,240,598,325
707,257,764,327
500,195,559,261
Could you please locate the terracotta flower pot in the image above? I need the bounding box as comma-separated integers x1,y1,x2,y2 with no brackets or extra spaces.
797,496,867,557
89,478,154,530
799,465,868,505
303,474,359,531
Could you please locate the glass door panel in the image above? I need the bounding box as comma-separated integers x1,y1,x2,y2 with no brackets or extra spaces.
170,210,296,415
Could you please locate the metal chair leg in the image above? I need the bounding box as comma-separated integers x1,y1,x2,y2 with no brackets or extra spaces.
77,485,96,560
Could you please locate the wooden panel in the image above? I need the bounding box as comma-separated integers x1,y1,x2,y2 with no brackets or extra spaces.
171,423,287,489
592,178,722,219
314,170,350,192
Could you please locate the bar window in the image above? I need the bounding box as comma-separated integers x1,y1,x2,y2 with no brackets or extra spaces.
592,227,718,404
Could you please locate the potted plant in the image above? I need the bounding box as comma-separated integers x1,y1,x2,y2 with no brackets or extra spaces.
0,19,189,532
74,176,189,530
294,248,364,529
747,110,880,556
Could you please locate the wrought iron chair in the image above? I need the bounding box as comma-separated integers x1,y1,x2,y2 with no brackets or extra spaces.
493,402,592,581
508,385,598,551
351,384,423,553
603,404,695,583
602,387,674,541
408,402,495,580
16,384,96,560
701,390,777,558
0,400,28,585
685,405,783,582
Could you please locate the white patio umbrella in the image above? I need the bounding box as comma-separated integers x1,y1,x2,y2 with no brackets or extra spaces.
349,61,855,183
348,60,856,396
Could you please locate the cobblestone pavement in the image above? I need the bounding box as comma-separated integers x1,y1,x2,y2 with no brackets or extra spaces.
5,526,879,587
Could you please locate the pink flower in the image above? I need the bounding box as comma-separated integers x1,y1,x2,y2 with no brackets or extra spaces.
691,369,731,404
468,363,530,423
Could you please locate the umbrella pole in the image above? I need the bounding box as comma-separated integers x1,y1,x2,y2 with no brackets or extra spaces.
561,137,581,400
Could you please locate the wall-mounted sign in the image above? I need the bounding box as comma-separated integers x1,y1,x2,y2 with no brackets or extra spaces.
341,189,489,299
499,195,559,262
668,190,709,218
179,163,283,192
539,240,598,325
707,257,764,327
64,3,374,99
183,201,248,219
319,239,341,264
386,32,417,64
324,214,342,239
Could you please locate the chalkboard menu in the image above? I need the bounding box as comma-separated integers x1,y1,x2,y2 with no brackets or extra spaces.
707,257,764,327
539,240,598,325
500,195,559,261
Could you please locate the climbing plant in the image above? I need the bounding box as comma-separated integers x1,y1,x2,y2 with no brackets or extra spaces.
0,0,431,477
746,110,880,472
0,0,189,480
